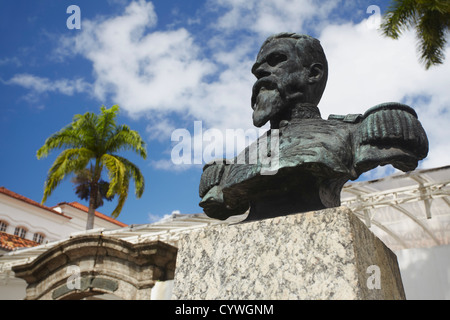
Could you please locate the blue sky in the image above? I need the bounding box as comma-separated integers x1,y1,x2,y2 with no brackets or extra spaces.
1,0,449,226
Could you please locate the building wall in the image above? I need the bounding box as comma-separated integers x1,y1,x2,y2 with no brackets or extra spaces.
395,244,450,300
0,194,126,246
0,194,72,244
0,191,128,300
55,204,124,231
0,276,26,300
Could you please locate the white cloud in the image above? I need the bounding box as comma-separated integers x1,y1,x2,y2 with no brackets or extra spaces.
66,0,216,117
148,212,172,223
150,158,200,172
53,0,349,127
8,0,449,174
146,117,177,142
320,23,426,116
6,73,91,96
210,0,339,36
58,0,260,163
318,19,450,170
104,1,450,172
0,57,21,67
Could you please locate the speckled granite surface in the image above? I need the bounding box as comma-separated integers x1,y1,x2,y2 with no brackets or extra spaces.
172,207,405,300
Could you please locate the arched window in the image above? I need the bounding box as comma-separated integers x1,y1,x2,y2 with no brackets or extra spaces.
33,233,45,244
0,220,7,232
14,226,27,239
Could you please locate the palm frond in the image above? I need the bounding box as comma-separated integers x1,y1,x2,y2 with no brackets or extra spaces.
105,124,147,159
99,180,115,202
72,168,92,201
101,153,144,217
113,155,145,198
381,0,418,39
71,111,100,152
101,153,127,198
110,174,129,218
97,105,120,146
381,0,450,69
416,8,448,68
42,148,94,204
71,165,114,205
36,125,84,159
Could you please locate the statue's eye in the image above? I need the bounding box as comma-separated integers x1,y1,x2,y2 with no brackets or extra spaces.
266,53,287,67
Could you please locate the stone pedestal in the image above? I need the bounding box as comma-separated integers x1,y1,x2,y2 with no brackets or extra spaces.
172,206,405,300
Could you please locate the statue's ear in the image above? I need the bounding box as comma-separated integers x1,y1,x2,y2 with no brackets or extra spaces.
308,63,324,84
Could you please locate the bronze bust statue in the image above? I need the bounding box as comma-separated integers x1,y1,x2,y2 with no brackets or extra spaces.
199,33,428,222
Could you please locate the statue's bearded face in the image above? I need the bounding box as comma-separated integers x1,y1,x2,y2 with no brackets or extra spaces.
251,38,309,127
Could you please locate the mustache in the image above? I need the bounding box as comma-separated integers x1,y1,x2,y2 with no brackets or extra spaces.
251,77,281,107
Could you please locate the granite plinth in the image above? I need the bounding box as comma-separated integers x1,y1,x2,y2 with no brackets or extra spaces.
172,206,405,300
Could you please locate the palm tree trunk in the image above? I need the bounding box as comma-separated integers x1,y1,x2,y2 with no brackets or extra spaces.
86,182,98,230
86,197,96,230
86,160,102,230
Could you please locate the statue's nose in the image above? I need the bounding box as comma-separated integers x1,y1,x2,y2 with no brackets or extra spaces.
252,63,271,79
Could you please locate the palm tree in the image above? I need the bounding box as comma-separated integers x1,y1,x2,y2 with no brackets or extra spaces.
71,165,114,210
37,105,147,229
381,0,450,69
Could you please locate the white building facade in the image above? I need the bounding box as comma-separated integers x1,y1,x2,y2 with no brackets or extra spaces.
0,187,127,299
0,187,127,250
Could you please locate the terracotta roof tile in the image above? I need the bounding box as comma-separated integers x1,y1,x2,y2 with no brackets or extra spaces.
59,202,128,228
0,187,71,219
0,232,40,251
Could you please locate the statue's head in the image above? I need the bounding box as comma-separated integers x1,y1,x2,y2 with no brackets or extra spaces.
251,33,328,128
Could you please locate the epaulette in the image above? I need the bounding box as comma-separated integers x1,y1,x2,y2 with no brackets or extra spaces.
328,113,363,123
363,102,418,118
